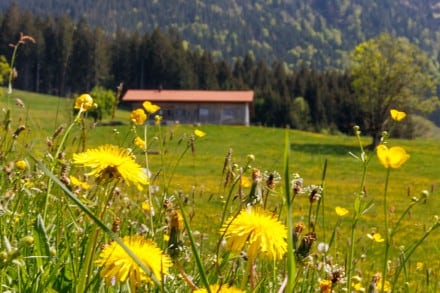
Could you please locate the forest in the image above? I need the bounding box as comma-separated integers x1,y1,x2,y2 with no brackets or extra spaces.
0,3,438,135
1,0,439,70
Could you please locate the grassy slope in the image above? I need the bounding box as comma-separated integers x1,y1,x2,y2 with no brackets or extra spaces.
3,89,439,260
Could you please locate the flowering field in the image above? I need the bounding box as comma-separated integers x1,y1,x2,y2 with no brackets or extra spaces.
1,40,439,292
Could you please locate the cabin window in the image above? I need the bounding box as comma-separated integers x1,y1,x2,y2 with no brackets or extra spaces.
199,108,209,116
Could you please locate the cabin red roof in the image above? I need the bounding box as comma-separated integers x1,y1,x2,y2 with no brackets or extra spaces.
122,90,254,103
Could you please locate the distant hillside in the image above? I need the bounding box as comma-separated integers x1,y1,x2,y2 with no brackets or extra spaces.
1,0,439,69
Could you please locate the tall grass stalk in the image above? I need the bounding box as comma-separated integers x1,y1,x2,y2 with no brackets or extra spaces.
283,128,296,292
174,195,211,293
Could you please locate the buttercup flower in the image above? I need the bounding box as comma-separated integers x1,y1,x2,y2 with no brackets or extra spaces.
134,136,146,150
95,236,172,286
130,108,147,125
352,282,364,291
72,145,148,190
194,284,244,293
74,93,94,111
220,207,287,260
15,160,27,170
335,206,349,217
240,176,252,188
141,201,151,212
143,101,160,114
194,129,206,138
376,144,410,169
377,280,391,292
367,232,385,243
69,175,90,190
155,115,163,126
390,109,406,122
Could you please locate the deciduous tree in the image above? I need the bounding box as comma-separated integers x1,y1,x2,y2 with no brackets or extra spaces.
349,33,439,146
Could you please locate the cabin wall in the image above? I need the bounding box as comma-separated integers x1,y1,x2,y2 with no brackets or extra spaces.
130,102,250,125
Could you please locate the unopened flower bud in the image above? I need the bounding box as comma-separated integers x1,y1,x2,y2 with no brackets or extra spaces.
20,236,34,247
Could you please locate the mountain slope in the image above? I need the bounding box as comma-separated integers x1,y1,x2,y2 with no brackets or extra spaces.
1,0,439,69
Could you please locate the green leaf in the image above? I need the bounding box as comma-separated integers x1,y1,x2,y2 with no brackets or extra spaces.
33,214,51,269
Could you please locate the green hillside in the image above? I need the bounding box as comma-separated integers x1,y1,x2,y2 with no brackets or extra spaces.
3,88,439,219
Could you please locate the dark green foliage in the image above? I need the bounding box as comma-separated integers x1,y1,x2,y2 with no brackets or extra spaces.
1,0,438,70
89,86,116,121
0,3,434,136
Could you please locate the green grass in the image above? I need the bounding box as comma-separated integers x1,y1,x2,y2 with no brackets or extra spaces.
3,88,439,229
2,88,439,291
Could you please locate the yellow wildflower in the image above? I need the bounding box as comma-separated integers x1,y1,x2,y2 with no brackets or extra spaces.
74,93,94,111
376,144,409,169
143,101,160,114
134,136,146,150
194,129,206,138
416,262,424,271
155,115,163,126
319,279,332,293
69,175,90,190
15,160,27,170
367,232,385,243
141,201,151,212
352,282,364,291
390,109,406,122
240,176,252,188
95,236,172,286
377,280,391,292
194,284,244,293
130,108,147,125
72,145,148,190
220,207,287,261
335,206,349,217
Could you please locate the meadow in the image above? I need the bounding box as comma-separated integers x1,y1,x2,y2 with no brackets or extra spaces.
1,88,439,292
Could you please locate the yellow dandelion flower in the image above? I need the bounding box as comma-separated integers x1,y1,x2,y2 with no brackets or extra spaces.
130,108,147,125
390,109,406,122
194,284,244,293
416,262,424,271
319,279,332,293
72,145,148,190
376,144,409,169
335,206,349,217
95,236,172,286
15,160,27,170
134,136,146,150
220,207,287,261
367,233,385,243
143,101,160,114
194,129,206,138
74,93,94,111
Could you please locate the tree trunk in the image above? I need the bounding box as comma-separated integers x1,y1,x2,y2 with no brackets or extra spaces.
371,131,382,148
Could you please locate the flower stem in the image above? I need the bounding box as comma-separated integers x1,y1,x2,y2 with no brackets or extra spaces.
284,129,296,292
346,146,368,292
381,168,391,293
